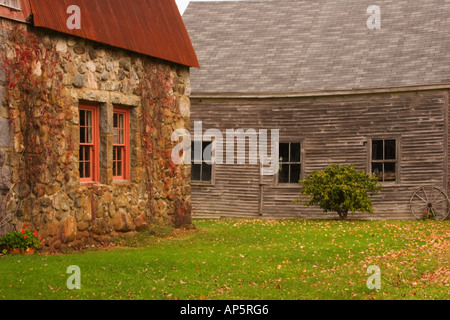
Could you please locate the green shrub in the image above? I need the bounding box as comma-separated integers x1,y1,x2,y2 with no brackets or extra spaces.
297,164,382,219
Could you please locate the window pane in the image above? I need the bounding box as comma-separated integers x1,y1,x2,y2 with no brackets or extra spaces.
119,114,124,129
384,162,396,181
85,161,90,178
279,164,290,183
116,161,122,177
84,144,90,161
385,140,396,160
86,110,92,127
279,143,289,163
372,162,383,181
191,164,201,181
113,129,118,144
79,159,84,178
290,143,301,162
119,128,124,145
202,142,212,164
202,163,212,182
192,142,203,162
79,110,85,126
80,125,86,143
87,127,92,143
79,145,84,161
118,114,124,144
290,164,301,184
372,140,383,160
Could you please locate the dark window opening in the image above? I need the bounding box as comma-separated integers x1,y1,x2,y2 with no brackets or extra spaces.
279,142,301,184
191,141,212,182
371,139,397,182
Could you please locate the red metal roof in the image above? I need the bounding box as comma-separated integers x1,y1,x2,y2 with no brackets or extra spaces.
27,0,199,68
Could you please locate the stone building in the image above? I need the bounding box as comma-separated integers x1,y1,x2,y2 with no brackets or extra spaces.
183,0,450,220
0,0,199,250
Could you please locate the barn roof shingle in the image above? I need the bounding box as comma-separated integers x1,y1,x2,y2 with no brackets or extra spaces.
183,0,450,95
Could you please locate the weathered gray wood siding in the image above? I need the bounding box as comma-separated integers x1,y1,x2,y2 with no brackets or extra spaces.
190,89,448,220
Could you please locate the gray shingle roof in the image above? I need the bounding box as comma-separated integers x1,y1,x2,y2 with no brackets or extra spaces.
183,0,450,94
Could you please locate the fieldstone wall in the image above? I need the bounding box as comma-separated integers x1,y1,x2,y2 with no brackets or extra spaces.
0,20,192,251
0,25,11,236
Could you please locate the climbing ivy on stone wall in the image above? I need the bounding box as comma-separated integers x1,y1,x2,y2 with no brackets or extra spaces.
1,24,74,234
141,61,191,228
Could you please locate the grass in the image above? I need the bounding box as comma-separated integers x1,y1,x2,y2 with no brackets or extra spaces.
0,219,449,300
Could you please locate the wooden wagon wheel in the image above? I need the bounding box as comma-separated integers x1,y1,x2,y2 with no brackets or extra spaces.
409,186,450,220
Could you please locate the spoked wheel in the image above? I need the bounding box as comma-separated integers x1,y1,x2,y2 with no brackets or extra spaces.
409,186,450,220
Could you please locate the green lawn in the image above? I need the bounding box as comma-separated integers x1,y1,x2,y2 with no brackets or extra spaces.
0,219,448,300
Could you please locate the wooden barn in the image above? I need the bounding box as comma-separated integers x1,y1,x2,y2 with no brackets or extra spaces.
182,0,450,220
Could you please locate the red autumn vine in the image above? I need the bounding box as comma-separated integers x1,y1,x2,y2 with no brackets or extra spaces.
0,25,74,231
2,26,74,187
141,61,189,226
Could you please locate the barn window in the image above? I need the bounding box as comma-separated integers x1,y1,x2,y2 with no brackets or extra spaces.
79,105,99,182
191,141,212,182
113,107,130,180
0,0,21,10
371,139,397,182
278,142,301,184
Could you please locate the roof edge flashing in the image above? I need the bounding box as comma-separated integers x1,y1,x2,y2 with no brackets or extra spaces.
190,83,450,99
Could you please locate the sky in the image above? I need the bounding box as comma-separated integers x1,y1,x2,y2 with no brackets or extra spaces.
176,0,240,15
175,0,191,14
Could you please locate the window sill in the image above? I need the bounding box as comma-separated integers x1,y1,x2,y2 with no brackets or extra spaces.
191,181,214,187
80,181,101,186
273,184,302,189
378,182,400,187
80,180,135,187
113,179,135,186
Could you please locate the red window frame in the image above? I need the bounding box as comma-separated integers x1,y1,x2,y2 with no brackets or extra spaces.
113,107,130,180
79,104,99,182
